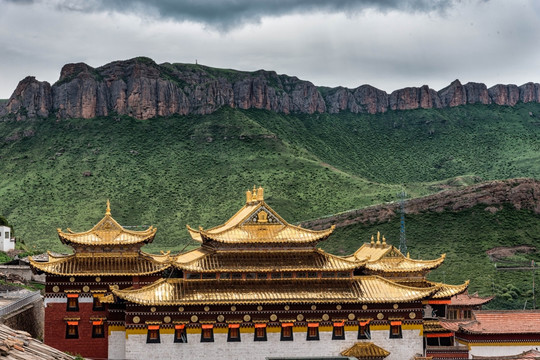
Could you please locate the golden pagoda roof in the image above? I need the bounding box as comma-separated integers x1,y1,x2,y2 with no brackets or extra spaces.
423,319,451,333
347,238,445,273
29,251,170,276
428,280,470,299
172,247,364,272
111,275,440,306
186,187,334,245
57,201,157,246
341,342,390,359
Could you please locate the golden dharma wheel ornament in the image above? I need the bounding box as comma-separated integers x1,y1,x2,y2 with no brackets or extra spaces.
52,286,60,293
322,314,329,321
393,304,399,309
204,306,210,312
362,305,368,310
377,312,384,320
164,316,171,323
178,307,184,312
311,305,317,311
257,305,263,311
150,307,156,313
270,314,278,321
348,313,355,320
297,314,304,321
336,305,342,310
132,316,140,324
69,277,75,283
284,305,290,311
95,277,101,282
191,315,198,322
231,306,237,311
243,315,251,322
82,286,90,293
217,315,225,322
409,312,417,319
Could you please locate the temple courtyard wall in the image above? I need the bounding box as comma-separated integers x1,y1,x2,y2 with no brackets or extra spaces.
116,325,422,360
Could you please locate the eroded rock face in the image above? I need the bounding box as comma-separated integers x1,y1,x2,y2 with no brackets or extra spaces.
4,76,51,120
2,57,540,120
300,178,540,230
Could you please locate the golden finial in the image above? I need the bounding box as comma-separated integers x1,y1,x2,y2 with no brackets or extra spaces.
106,199,111,215
252,185,257,200
246,189,253,203
376,231,381,245
370,235,374,245
407,252,410,258
382,235,386,246
257,186,264,201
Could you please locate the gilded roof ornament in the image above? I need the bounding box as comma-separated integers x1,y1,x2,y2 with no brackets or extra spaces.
106,199,111,216
370,235,374,245
376,231,381,245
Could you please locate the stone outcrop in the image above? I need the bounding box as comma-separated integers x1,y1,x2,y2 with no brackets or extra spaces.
300,178,540,230
2,57,540,120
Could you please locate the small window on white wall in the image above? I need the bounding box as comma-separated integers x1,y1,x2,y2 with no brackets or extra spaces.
5,232,10,239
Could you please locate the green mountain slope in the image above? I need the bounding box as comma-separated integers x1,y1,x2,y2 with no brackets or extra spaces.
1,103,540,254
323,204,540,310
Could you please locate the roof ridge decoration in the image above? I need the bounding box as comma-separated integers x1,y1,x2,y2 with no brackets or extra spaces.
186,187,335,245
57,201,157,246
341,341,390,359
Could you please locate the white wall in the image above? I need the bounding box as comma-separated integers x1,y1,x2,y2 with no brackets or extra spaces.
468,344,540,358
0,226,14,252
121,328,422,360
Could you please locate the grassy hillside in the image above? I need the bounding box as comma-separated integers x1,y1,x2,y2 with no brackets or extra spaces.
0,103,539,254
323,204,540,310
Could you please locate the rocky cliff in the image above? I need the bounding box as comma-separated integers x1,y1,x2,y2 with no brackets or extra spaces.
2,57,540,120
300,178,540,230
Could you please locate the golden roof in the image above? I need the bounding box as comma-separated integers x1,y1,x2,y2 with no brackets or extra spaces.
429,280,470,299
111,275,440,306
29,251,170,276
348,240,445,273
172,248,364,272
57,201,157,246
341,342,390,359
186,187,334,245
423,319,451,333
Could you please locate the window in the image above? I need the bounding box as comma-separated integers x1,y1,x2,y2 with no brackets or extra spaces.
202,273,216,279
227,324,241,342
245,273,256,280
254,324,267,341
281,323,293,341
187,273,200,280
93,295,105,311
65,321,79,339
66,294,79,311
358,321,371,339
390,321,402,339
231,273,243,280
256,273,268,280
307,272,318,278
147,325,160,343
201,325,214,342
307,323,319,341
332,322,345,340
282,272,293,279
220,272,231,279
296,272,307,278
92,320,105,338
322,272,335,278
4,232,9,239
271,272,281,279
174,325,187,343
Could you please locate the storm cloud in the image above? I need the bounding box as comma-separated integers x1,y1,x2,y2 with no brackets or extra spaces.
20,0,458,30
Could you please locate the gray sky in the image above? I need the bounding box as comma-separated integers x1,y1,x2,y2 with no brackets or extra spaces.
1,0,540,99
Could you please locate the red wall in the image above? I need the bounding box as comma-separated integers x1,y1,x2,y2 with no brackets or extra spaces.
45,300,108,359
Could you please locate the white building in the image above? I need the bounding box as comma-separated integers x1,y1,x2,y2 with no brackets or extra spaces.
0,225,15,252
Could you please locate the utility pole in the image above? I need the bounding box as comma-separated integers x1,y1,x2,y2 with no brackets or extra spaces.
398,190,408,255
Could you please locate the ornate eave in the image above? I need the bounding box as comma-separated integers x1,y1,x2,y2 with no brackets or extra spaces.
28,251,171,276
186,187,334,245
348,240,446,274
57,201,157,246
341,342,390,359
428,280,470,299
111,275,439,306
172,247,365,273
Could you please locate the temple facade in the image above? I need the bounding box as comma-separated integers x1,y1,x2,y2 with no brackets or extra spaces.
31,188,468,360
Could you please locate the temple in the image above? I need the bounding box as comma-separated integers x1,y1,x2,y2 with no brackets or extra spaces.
31,188,468,360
